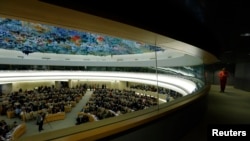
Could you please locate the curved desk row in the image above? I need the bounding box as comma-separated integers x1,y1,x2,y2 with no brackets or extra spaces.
11,123,26,141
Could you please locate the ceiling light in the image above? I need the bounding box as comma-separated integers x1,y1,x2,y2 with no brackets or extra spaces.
240,33,250,37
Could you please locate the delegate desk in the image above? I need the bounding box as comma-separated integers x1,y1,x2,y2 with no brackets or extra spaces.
11,123,26,141
44,112,66,123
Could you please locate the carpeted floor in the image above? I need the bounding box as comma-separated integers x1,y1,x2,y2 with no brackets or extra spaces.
180,85,250,141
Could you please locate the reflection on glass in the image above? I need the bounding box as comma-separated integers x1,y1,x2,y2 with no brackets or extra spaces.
155,65,205,93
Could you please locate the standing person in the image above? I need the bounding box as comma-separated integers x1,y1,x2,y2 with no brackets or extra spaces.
166,94,170,102
37,112,44,132
218,67,229,92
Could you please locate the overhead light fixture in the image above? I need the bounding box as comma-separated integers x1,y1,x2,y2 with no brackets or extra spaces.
240,33,250,37
0,71,197,95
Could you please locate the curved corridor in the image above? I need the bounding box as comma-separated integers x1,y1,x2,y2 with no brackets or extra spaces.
180,85,250,141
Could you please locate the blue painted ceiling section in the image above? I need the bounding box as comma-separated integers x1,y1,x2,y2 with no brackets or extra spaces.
0,17,164,56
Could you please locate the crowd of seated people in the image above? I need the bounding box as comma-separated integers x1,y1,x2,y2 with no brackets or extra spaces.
0,120,18,141
130,84,183,99
0,84,87,120
75,114,89,125
130,84,158,92
82,88,158,121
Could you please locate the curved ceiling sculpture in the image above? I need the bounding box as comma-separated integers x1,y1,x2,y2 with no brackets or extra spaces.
0,17,164,56
0,0,218,67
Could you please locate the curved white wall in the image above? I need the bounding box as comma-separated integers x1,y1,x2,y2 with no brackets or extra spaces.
0,71,197,96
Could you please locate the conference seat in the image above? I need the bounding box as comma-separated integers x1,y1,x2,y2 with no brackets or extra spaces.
24,112,32,121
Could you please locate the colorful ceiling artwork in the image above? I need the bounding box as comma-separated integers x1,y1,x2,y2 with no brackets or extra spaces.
0,17,164,56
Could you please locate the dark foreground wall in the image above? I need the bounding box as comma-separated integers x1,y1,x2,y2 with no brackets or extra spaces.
99,94,208,141
234,63,250,92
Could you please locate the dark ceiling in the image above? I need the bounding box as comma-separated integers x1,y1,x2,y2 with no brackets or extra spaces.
41,0,250,64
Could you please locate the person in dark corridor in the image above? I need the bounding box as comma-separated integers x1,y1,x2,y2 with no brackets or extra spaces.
218,67,229,92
